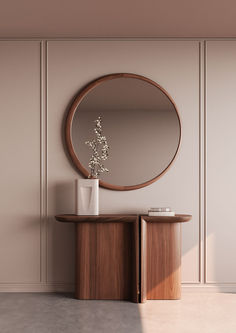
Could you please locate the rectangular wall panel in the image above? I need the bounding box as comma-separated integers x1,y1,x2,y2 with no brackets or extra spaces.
1,38,236,290
47,41,200,283
0,41,41,282
206,41,236,283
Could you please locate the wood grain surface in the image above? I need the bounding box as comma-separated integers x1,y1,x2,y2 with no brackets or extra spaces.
75,216,139,302
141,217,183,301
55,214,138,223
141,214,192,223
55,214,192,224
55,214,191,302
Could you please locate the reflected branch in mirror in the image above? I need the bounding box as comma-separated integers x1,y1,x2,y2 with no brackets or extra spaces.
85,116,109,178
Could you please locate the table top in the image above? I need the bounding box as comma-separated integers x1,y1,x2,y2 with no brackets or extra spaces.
55,214,192,223
141,214,192,223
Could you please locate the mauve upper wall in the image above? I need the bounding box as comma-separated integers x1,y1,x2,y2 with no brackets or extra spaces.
1,0,236,38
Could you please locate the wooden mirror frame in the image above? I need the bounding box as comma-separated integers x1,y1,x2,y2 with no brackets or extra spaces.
65,73,181,191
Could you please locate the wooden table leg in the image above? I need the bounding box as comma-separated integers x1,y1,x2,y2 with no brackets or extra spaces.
141,218,181,301
75,219,139,302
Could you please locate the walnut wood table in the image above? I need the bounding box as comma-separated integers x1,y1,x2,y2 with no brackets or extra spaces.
55,214,191,303
55,214,139,302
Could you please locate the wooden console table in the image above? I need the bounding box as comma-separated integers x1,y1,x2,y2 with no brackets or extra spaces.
55,214,191,303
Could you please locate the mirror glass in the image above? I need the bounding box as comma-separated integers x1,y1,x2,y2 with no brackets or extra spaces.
69,74,181,190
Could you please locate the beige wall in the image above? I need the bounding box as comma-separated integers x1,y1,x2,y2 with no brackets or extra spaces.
206,41,236,283
0,42,41,284
0,39,235,292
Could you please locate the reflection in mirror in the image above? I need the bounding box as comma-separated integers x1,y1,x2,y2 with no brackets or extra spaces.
67,74,181,190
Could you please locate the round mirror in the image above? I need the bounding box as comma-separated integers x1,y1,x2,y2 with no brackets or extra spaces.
65,73,181,191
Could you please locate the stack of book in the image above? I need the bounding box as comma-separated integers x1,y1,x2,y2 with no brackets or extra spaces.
148,207,175,216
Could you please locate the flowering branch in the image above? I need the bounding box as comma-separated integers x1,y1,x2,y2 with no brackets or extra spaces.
85,116,109,178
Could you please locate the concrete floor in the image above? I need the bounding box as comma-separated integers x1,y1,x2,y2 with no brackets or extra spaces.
0,293,236,333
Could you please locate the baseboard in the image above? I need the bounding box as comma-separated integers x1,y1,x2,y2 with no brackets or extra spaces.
182,283,236,293
0,283,75,292
0,283,236,293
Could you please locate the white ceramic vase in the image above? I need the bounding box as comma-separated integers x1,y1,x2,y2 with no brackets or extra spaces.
75,179,99,215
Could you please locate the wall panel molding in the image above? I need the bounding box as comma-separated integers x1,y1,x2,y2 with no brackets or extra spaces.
199,40,205,284
0,38,235,292
0,283,74,292
40,40,48,283
205,40,236,284
47,40,200,284
0,41,42,283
